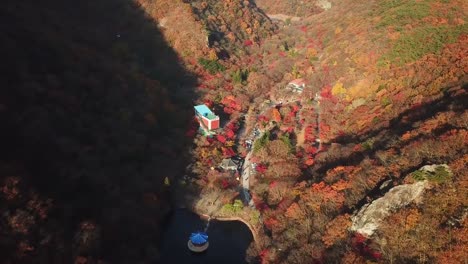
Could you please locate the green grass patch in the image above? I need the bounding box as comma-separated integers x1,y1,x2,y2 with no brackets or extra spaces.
309,56,319,63
232,68,249,84
362,139,375,150
250,210,261,224
381,97,392,107
376,84,387,92
222,199,244,213
288,48,300,58
378,24,468,66
376,0,432,29
412,165,452,183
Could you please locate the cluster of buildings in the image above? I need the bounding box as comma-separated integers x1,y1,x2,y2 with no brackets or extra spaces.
194,78,306,134
194,104,242,173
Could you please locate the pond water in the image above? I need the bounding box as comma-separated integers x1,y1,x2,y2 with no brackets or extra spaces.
159,209,253,264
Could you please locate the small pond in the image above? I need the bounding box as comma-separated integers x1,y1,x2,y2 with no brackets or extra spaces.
159,209,253,264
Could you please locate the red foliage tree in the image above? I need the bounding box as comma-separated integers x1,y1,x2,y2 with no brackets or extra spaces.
222,147,235,158
221,96,242,114
217,134,227,143
352,144,362,152
221,179,230,189
225,121,239,132
291,104,300,113
206,136,215,144
203,99,214,108
258,115,269,122
269,181,277,188
305,146,318,154
244,39,253,46
320,85,331,98
256,163,268,173
225,129,235,139
304,156,315,166
264,217,279,230
259,249,270,264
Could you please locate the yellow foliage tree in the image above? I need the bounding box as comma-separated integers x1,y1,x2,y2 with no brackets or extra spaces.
332,81,346,97
208,49,218,60
306,48,318,58
334,27,342,35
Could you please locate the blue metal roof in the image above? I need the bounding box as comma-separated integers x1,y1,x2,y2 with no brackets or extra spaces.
194,104,212,115
190,232,208,245
194,104,217,120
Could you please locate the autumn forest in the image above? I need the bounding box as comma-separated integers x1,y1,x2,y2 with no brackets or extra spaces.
0,0,467,263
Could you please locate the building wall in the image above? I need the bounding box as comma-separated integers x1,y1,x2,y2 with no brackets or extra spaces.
210,119,220,130
201,117,210,129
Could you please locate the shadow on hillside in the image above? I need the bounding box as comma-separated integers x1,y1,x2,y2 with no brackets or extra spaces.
0,0,198,263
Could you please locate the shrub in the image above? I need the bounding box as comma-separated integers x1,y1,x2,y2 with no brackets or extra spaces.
254,131,270,153
198,58,226,74
381,97,392,107
411,165,452,183
279,134,294,153
232,69,249,84
362,139,374,150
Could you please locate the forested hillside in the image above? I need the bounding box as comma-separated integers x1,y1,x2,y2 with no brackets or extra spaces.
1,0,466,263
0,0,196,263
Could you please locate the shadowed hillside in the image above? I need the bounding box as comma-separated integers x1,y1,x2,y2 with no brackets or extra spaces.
0,0,197,263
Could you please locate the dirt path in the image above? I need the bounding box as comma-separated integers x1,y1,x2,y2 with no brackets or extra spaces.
296,128,305,147
267,14,301,23
313,95,322,153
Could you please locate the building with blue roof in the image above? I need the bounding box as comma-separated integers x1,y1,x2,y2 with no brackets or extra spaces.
194,104,220,132
188,231,209,252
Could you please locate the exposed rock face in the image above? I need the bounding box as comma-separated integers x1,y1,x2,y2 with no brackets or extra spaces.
317,0,332,10
351,181,429,237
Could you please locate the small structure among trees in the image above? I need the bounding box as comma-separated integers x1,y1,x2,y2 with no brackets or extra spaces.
194,104,220,135
219,158,238,171
286,78,306,93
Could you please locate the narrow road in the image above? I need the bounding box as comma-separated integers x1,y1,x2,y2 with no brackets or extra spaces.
237,101,275,206
240,147,255,207
313,94,322,153
237,101,283,199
